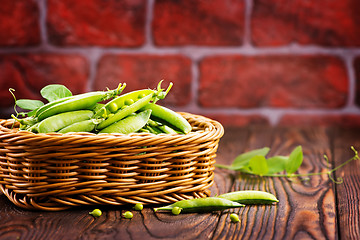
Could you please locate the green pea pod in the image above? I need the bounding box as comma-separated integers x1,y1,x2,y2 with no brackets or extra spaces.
35,96,74,118
37,84,125,121
37,110,94,133
35,86,123,118
141,103,192,134
97,93,154,130
218,190,279,205
58,119,96,133
99,109,152,134
154,197,244,213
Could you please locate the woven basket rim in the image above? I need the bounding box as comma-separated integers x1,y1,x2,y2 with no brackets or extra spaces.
0,112,223,140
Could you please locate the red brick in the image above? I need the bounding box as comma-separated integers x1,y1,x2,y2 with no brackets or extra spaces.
205,114,269,127
280,114,360,128
0,0,40,46
94,55,192,106
355,57,360,107
0,54,89,108
252,0,360,46
47,0,146,47
153,0,244,46
199,55,348,109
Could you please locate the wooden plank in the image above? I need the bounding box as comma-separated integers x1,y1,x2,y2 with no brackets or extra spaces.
332,128,360,240
0,127,338,240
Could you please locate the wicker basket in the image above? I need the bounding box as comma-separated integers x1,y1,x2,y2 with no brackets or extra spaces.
0,113,224,211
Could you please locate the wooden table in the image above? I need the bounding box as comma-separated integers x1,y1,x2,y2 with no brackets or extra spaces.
0,127,359,240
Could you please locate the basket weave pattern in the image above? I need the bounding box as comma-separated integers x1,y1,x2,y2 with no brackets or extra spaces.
0,113,224,211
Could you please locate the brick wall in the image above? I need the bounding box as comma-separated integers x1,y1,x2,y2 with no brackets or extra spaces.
1,0,360,127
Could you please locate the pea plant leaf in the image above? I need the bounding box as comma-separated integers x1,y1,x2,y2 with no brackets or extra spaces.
40,84,72,102
248,155,269,176
16,99,44,111
266,156,288,174
230,147,270,170
285,146,303,174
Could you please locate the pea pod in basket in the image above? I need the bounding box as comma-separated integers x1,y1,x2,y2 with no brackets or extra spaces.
37,83,126,121
10,81,194,135
95,81,172,130
58,119,96,134
141,103,192,134
99,109,152,134
36,110,94,133
11,83,126,131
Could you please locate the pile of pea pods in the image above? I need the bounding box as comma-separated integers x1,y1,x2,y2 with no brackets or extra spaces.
11,81,192,135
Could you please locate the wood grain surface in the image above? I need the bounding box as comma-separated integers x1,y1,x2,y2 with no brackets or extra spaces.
0,127,358,240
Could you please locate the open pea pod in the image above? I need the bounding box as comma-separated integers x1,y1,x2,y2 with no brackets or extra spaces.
96,81,172,130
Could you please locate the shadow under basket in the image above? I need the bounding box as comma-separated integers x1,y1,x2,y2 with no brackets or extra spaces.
0,113,224,211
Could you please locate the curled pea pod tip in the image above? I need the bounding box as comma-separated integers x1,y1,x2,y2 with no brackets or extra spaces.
153,80,173,102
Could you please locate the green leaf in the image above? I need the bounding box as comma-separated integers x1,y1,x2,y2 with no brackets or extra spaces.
248,155,268,175
231,147,270,170
40,84,72,102
285,146,303,174
266,156,288,174
16,99,44,111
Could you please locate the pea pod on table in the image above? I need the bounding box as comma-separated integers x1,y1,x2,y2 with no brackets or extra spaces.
218,190,279,205
154,197,244,213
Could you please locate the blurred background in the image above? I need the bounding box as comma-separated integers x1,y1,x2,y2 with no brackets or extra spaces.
0,0,359,127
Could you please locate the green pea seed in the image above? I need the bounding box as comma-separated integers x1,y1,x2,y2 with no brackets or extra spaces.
230,213,240,223
124,98,135,105
134,203,143,211
108,102,118,113
171,207,182,215
123,211,133,219
138,93,146,99
89,209,102,217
